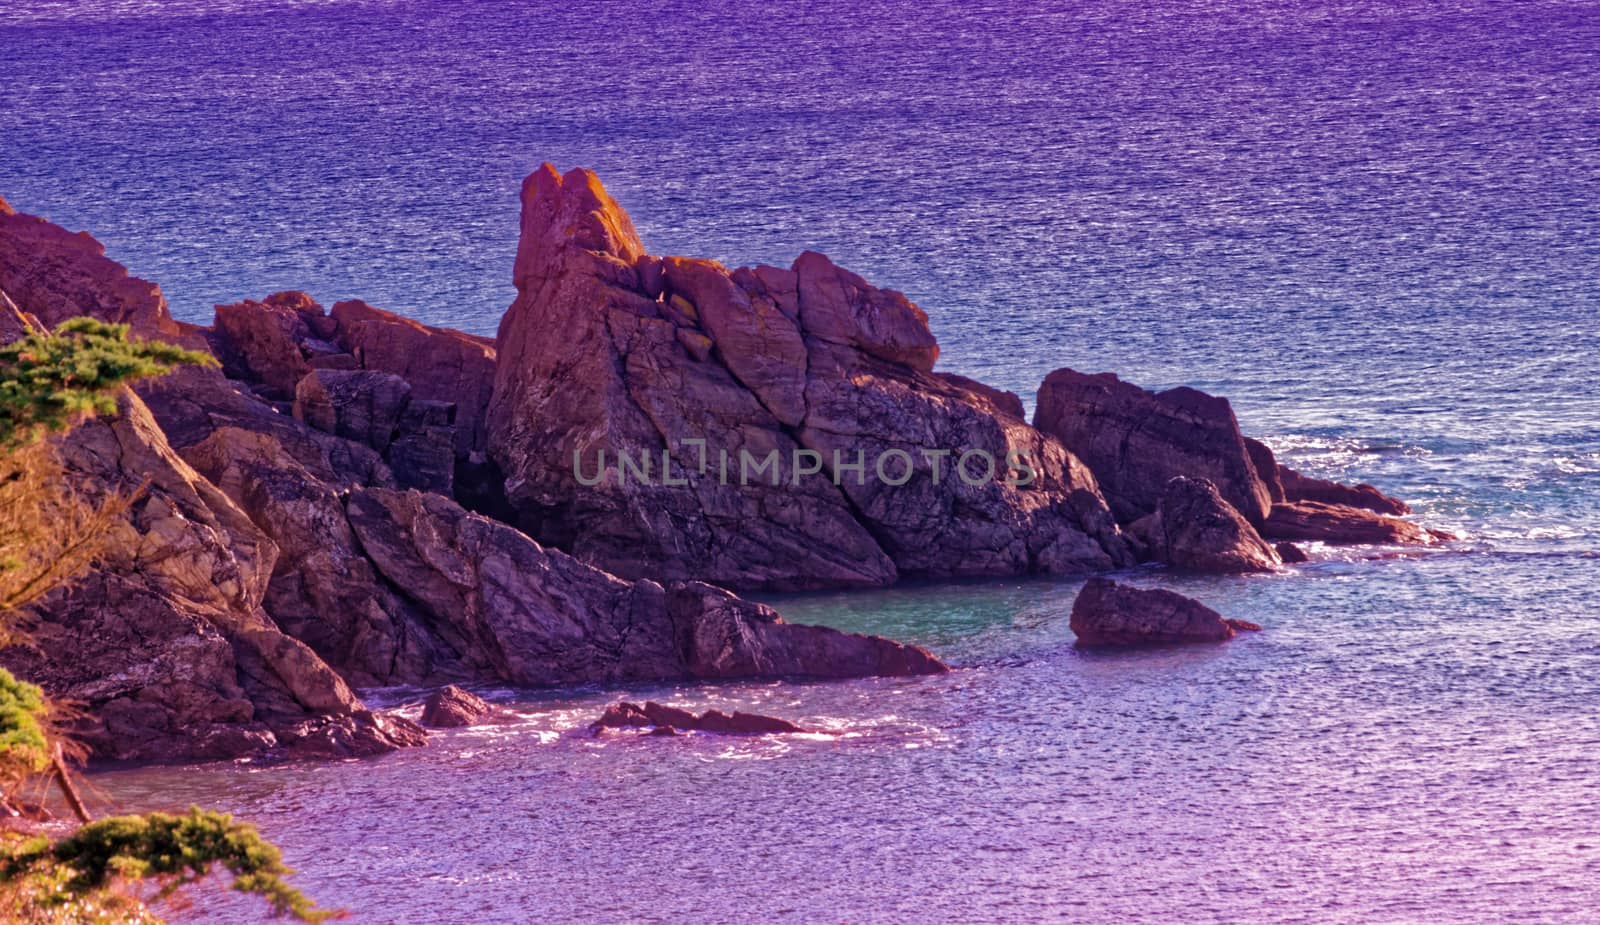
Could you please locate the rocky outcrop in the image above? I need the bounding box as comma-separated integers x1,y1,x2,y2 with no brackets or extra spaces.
207,293,495,496
1151,477,1280,573
1034,369,1272,525
328,299,496,457
0,391,425,762
487,164,1131,590
420,686,494,728
0,196,187,341
344,487,948,684
1263,501,1443,545
137,367,948,689
2,175,1461,766
1070,578,1261,648
590,701,806,736
1037,372,1447,549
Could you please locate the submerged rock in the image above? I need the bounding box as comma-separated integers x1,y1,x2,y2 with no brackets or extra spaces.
590,701,807,735
1069,577,1261,648
487,164,1130,590
420,686,495,728
1275,542,1311,564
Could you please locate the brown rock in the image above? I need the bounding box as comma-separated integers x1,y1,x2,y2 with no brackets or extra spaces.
212,294,325,398
661,256,809,427
487,164,1130,590
137,366,451,689
1243,437,1286,502
1278,466,1411,516
792,250,939,371
293,368,412,452
589,700,806,735
1245,435,1411,516
386,399,457,494
329,299,496,457
666,581,947,680
1263,501,1446,545
291,368,453,493
1070,577,1260,648
935,373,1027,420
1034,370,1273,526
343,487,948,685
693,709,806,735
420,686,493,728
1152,476,1280,573
1,392,423,763
1275,542,1311,564
0,201,184,339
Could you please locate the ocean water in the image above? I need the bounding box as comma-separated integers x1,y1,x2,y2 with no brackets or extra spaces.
5,1,1600,922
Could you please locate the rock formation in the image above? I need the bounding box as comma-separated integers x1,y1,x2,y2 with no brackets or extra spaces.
1036,370,1448,549
0,173,1456,765
1070,578,1261,647
1,392,426,762
0,195,948,765
1034,369,1273,525
0,195,189,342
420,686,495,728
590,701,807,736
1149,477,1281,573
487,164,1131,590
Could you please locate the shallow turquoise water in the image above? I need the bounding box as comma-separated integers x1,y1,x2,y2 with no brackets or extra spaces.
7,0,1600,921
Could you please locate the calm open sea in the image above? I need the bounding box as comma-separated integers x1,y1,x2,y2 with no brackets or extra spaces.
4,1,1599,921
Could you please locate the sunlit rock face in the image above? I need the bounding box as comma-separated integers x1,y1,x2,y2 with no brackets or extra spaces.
0,194,188,340
488,164,1132,590
3,390,426,763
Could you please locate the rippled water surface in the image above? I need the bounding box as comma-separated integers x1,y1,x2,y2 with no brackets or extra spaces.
4,1,1600,922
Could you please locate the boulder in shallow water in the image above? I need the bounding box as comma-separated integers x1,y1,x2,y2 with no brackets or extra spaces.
1275,542,1310,564
1070,577,1260,648
589,701,806,735
420,685,494,728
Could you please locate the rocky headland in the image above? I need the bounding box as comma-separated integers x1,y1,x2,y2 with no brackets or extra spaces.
0,172,1449,764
